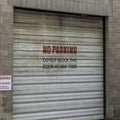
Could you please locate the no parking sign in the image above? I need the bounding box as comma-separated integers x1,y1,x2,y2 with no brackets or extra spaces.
0,75,12,91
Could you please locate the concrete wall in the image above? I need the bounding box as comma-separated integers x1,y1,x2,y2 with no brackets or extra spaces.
13,0,112,16
0,0,13,120
0,0,117,120
106,0,120,120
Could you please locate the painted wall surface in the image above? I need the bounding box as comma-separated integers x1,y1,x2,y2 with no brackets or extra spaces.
13,0,112,16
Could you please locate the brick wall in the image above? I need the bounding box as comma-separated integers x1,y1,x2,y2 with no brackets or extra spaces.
0,0,13,120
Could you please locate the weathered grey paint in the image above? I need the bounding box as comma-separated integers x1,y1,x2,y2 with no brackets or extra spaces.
13,10,104,120
12,0,112,16
0,0,13,120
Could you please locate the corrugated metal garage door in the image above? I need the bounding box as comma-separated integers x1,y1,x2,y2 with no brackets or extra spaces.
13,9,104,120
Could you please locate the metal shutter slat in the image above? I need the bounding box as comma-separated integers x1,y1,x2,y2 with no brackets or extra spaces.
13,9,104,120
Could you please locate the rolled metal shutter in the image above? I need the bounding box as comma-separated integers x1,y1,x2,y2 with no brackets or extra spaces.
13,9,104,120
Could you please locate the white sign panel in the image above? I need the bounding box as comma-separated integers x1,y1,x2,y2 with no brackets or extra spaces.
0,75,12,91
42,45,77,70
